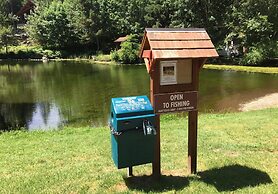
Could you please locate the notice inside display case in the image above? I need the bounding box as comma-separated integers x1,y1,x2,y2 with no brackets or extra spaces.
160,61,177,85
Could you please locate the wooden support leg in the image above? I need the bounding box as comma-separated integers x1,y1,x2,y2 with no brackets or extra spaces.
188,110,198,174
127,167,133,177
152,115,161,178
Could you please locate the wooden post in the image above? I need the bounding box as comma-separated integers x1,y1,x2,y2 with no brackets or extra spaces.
188,110,198,174
187,60,200,174
150,63,161,178
152,115,161,177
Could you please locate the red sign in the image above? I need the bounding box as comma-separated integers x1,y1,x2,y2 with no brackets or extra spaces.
154,91,197,114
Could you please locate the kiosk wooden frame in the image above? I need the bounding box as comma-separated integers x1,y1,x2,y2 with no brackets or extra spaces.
139,28,218,176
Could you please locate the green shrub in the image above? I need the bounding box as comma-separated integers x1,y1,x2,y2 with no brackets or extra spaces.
110,34,140,64
0,45,62,59
17,50,41,59
95,54,111,61
42,49,61,58
110,50,119,61
0,26,16,54
266,41,278,58
241,41,278,65
241,47,265,65
26,1,78,49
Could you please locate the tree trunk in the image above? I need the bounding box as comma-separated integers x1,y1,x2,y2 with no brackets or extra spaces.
96,36,100,51
5,44,8,54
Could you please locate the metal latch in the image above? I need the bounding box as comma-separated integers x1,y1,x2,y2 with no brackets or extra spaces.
143,120,156,136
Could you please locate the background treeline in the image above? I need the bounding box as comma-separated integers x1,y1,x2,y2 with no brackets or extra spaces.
0,0,277,64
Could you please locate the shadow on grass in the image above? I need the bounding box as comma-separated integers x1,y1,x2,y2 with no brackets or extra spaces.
124,175,189,192
123,164,272,192
198,164,273,192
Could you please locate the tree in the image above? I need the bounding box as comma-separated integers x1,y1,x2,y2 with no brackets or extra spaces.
111,34,141,64
20,0,277,64
0,0,18,53
225,0,277,64
226,0,275,47
26,0,79,49
0,26,15,54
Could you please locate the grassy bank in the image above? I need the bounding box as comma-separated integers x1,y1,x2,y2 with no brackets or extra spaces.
0,46,121,65
0,46,112,61
0,109,277,193
204,64,278,74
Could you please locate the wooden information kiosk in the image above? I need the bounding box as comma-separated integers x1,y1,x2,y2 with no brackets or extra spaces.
139,28,218,176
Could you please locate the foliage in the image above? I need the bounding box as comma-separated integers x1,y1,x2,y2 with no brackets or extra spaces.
0,45,61,59
111,34,141,64
0,26,16,54
1,0,277,64
0,0,20,53
241,46,266,65
26,0,235,52
240,41,278,65
0,0,21,29
26,0,78,49
225,0,277,64
95,54,111,62
0,0,23,16
226,13,273,47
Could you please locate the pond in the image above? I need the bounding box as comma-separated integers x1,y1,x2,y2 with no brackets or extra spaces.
0,61,278,131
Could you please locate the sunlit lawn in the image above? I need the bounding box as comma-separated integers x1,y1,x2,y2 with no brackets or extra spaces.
0,108,277,193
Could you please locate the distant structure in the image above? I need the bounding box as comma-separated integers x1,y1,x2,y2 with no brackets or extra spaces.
217,40,240,58
114,36,128,49
16,0,35,23
42,56,49,63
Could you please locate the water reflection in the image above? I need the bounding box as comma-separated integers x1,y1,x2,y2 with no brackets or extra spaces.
0,61,278,131
28,103,63,130
0,102,63,130
0,61,149,130
0,103,34,130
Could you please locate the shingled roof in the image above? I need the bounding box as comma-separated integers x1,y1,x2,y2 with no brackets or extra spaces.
140,28,218,60
114,36,128,43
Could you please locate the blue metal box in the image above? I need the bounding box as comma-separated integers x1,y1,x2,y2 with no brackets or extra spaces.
110,96,156,169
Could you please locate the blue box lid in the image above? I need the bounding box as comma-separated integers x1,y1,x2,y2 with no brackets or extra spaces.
111,96,154,118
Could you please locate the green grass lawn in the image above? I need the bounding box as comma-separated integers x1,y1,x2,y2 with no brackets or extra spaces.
0,109,277,193
204,64,278,74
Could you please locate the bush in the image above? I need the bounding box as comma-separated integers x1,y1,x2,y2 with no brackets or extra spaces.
110,34,140,64
42,49,61,58
0,45,62,59
17,50,41,59
241,47,265,65
26,1,78,50
241,41,278,65
0,26,16,54
95,54,111,62
110,50,119,61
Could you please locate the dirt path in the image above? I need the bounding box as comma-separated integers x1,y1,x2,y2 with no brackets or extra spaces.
239,93,278,111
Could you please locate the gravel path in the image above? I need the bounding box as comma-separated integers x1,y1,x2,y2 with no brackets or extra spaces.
239,93,278,111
